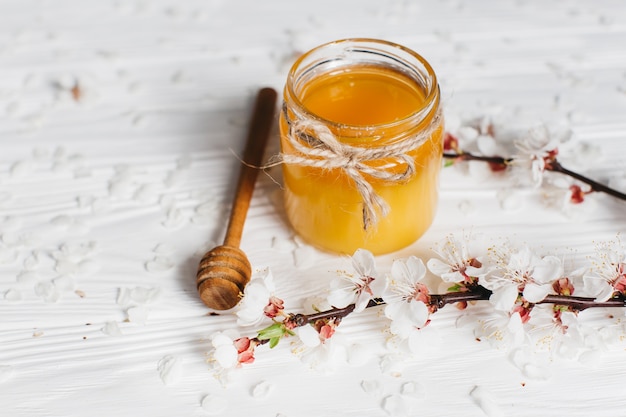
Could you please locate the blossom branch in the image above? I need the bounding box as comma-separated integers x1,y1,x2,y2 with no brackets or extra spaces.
545,159,626,200
260,286,626,337
214,218,625,371
288,303,358,327
432,286,626,311
443,151,512,166
540,293,626,310
443,150,626,201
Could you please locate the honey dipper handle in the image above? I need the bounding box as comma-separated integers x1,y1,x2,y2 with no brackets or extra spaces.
223,87,277,247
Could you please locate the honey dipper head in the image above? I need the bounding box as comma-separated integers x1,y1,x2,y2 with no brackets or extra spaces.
196,245,251,310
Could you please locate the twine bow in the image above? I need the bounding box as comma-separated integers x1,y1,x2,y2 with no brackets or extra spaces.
278,113,440,231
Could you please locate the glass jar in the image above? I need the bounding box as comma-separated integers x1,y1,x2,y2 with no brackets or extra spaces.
279,38,443,255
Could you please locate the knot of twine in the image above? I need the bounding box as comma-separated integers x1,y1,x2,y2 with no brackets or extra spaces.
277,112,441,231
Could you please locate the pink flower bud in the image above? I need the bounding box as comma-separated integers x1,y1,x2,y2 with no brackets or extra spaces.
263,296,285,318
443,132,459,152
552,277,575,296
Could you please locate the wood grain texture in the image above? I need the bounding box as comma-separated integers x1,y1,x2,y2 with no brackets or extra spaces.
0,1,625,417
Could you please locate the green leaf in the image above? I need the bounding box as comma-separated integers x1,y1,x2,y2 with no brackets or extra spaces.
269,337,280,349
554,304,569,312
447,283,463,292
257,322,286,341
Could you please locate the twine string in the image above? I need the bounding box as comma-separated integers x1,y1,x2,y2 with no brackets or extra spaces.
276,111,441,231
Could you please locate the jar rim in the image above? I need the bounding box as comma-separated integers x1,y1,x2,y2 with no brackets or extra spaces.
285,38,440,131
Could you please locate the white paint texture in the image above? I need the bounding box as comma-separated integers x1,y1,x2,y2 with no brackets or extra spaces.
1,1,626,416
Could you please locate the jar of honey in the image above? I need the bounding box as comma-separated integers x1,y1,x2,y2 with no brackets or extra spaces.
279,39,443,255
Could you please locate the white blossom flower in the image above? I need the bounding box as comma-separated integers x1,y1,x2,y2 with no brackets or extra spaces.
208,331,239,369
539,180,597,220
327,249,384,312
207,330,258,372
297,329,348,374
512,125,567,186
482,245,563,311
296,325,322,348
293,302,349,372
583,239,626,302
427,233,489,285
525,304,584,357
382,256,431,339
470,310,526,350
236,268,283,326
206,330,259,386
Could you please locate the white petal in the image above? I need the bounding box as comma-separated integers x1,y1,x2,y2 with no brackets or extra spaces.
522,283,550,303
390,259,410,284
386,301,429,338
533,256,563,283
522,363,552,381
489,285,519,311
401,381,426,399
405,256,427,282
369,275,386,295
476,134,498,155
353,292,371,313
257,268,275,293
251,380,274,399
201,394,228,415
242,280,271,303
511,246,534,269
211,333,234,348
407,301,430,328
465,265,487,278
469,386,502,417
361,379,382,396
346,343,374,366
593,284,615,302
426,258,452,277
382,394,409,417
387,306,415,339
236,280,271,326
0,365,14,384
440,271,463,283
352,249,376,277
507,311,524,333
391,256,426,286
379,353,408,376
235,308,264,327
102,321,122,336
127,306,148,324
213,345,237,368
293,245,316,269
583,275,614,301
157,355,182,386
297,325,320,347
327,287,354,309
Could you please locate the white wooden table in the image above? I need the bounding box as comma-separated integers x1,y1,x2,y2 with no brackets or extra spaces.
2,1,626,416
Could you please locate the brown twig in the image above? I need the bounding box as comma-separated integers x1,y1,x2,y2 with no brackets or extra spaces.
546,159,626,200
246,286,626,353
443,151,626,202
274,286,626,332
443,151,512,165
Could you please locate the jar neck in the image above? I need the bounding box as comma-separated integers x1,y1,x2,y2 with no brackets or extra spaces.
283,38,441,146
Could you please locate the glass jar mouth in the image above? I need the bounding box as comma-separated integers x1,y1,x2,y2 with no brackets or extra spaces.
285,38,440,131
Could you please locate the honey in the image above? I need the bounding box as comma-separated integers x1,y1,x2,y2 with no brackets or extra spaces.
279,39,443,255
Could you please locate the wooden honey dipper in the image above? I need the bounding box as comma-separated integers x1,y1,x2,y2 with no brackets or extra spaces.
196,87,278,310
